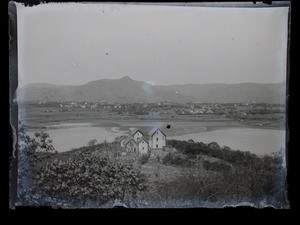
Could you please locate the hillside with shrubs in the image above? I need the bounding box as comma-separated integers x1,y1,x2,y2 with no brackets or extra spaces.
16,124,288,208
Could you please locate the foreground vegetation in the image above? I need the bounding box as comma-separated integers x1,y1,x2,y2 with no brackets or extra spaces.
17,124,288,208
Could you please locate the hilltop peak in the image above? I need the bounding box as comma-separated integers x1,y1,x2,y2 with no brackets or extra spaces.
120,76,133,81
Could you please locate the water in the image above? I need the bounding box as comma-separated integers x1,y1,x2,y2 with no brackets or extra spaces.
169,128,285,155
29,123,285,155
28,124,126,152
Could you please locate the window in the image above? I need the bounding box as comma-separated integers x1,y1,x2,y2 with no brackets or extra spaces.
142,147,144,150
156,144,158,148
156,138,158,141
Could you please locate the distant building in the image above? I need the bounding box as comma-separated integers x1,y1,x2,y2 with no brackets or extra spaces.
124,139,138,153
137,138,149,155
119,128,167,155
148,128,166,149
132,130,144,142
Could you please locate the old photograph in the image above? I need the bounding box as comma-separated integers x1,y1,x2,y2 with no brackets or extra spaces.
10,2,289,208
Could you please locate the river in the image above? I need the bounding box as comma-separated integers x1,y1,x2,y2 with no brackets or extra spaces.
28,123,285,155
169,127,285,155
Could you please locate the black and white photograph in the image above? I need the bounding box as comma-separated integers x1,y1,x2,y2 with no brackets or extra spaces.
10,1,290,208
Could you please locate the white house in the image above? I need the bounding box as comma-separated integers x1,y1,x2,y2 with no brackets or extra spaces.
137,138,149,155
118,136,128,147
132,130,144,142
120,128,166,154
124,139,137,153
148,128,166,149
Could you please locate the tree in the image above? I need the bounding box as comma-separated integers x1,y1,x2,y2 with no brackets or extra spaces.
87,139,97,146
17,123,57,204
162,152,192,167
207,142,221,151
34,152,147,207
139,154,150,165
188,139,194,144
222,150,288,205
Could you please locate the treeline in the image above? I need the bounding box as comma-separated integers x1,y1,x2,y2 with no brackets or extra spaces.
167,139,268,166
160,139,288,206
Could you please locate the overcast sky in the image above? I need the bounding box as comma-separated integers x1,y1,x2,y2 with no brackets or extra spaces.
16,3,289,87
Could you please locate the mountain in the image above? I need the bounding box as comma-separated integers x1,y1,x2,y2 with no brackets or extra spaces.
164,82,286,104
17,76,286,104
17,76,198,103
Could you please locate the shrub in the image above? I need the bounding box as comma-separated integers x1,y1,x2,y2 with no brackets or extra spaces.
202,160,231,172
17,124,57,205
17,125,147,207
207,142,221,151
139,154,150,165
87,139,97,146
162,152,192,167
33,152,147,206
153,168,226,202
164,139,288,207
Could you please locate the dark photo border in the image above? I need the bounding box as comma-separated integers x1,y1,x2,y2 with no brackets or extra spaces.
3,0,298,223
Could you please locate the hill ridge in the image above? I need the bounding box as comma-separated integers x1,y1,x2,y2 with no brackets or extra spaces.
18,77,286,104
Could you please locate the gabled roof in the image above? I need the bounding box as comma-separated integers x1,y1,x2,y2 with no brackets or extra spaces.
120,138,129,145
124,138,137,146
117,135,128,142
137,138,149,145
148,128,166,137
132,129,144,137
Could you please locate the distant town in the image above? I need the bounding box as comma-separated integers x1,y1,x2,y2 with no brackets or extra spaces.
37,100,284,115
20,101,285,129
